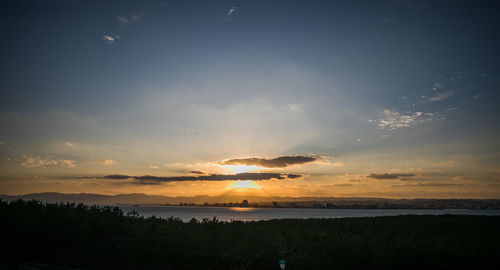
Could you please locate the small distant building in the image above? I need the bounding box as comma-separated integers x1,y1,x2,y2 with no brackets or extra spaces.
241,200,249,207
272,201,278,208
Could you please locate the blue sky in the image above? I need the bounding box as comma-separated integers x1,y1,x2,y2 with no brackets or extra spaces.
0,0,499,198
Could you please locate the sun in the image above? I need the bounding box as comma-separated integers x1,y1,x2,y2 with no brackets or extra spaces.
222,164,260,174
227,180,261,190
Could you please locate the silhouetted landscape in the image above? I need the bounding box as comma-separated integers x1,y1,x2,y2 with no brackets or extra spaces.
2,193,500,210
1,199,499,269
2,0,500,269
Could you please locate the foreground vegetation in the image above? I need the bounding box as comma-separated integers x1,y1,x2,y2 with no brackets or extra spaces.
1,200,499,269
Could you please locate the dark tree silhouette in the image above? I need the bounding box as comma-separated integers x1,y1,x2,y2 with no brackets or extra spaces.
1,199,499,269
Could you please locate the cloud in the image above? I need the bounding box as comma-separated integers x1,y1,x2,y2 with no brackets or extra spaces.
190,170,205,174
130,10,146,22
102,35,120,45
432,82,445,91
332,183,353,187
65,142,75,147
378,109,424,130
59,160,77,168
81,172,302,184
367,173,416,180
219,155,316,168
20,155,76,168
21,156,58,168
117,16,130,24
287,103,303,112
428,90,454,102
227,6,238,16
149,165,160,169
431,160,458,167
101,174,131,179
416,182,463,187
118,10,146,25
453,176,475,182
95,159,115,165
391,182,463,188
0,141,4,145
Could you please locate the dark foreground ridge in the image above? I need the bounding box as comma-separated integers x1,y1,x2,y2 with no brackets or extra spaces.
1,200,499,270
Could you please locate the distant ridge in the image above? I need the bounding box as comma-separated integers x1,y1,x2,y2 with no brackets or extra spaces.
0,192,379,205
1,192,499,209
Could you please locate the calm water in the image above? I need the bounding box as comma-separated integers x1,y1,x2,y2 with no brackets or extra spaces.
119,206,500,222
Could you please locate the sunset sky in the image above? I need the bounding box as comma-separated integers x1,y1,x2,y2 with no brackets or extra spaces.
1,0,499,198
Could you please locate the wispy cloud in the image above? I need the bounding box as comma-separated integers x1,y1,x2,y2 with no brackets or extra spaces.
378,109,424,130
95,159,115,165
118,10,146,25
117,16,130,24
428,90,454,102
130,10,146,22
432,82,445,91
287,103,303,112
21,156,57,168
472,94,482,100
367,173,416,180
65,142,76,147
391,182,463,188
59,160,77,168
21,155,76,169
226,6,238,16
219,155,316,168
102,34,120,45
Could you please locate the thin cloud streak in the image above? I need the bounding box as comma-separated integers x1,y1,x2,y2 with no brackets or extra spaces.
21,155,77,169
368,173,416,180
428,90,454,102
227,7,238,16
102,35,120,45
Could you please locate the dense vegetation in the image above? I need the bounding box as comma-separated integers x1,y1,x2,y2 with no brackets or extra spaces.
1,200,499,269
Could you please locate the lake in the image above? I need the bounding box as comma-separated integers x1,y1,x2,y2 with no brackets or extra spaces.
119,205,500,222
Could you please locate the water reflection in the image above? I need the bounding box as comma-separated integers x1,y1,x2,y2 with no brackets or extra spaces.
119,206,500,222
230,207,255,212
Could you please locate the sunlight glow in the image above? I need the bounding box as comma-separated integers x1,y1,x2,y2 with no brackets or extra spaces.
222,164,260,174
227,180,261,190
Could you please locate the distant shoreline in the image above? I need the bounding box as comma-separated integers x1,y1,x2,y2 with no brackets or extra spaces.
118,203,500,211
2,192,500,210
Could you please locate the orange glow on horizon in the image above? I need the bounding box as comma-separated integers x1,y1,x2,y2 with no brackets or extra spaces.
226,180,261,190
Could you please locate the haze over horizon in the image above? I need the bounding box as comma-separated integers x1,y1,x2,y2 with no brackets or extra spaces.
1,0,499,199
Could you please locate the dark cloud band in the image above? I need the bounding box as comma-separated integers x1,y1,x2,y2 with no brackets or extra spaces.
219,155,316,168
367,173,416,180
82,172,302,183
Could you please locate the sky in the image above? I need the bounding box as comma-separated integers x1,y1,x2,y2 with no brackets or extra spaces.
1,0,499,199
